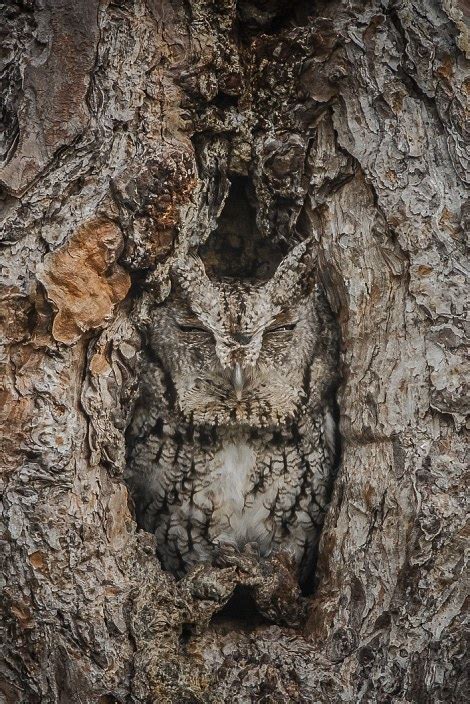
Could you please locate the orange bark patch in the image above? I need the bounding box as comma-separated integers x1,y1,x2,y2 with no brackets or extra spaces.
38,219,131,345
89,350,112,376
29,551,48,574
416,264,433,276
435,54,454,81
10,601,34,630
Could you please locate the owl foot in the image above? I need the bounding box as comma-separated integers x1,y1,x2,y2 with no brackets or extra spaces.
212,538,240,568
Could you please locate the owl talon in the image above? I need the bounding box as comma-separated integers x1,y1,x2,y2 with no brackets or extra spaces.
213,538,240,567
242,541,261,559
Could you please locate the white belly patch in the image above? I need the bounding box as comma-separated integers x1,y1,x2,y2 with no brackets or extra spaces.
201,440,272,552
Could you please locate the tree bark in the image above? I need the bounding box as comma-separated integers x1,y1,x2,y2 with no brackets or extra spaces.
0,1,468,702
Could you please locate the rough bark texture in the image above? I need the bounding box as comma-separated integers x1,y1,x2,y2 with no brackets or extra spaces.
0,1,468,703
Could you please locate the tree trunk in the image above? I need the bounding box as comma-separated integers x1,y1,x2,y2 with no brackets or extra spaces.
1,1,467,702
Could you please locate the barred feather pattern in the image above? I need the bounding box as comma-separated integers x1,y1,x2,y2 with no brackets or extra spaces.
126,243,338,583
128,409,334,582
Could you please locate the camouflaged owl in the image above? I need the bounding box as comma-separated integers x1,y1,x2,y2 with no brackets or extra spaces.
126,239,338,585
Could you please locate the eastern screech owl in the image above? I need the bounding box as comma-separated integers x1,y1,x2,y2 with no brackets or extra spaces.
126,240,338,585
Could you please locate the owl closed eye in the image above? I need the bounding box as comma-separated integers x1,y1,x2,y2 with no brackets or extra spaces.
264,319,298,334
177,320,213,335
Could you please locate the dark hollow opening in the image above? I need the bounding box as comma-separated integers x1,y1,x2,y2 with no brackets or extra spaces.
199,174,288,280
209,586,269,630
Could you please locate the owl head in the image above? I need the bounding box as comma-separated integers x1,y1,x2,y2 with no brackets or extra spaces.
149,240,322,429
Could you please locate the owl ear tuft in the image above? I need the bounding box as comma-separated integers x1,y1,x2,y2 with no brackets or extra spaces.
171,254,209,290
171,254,218,312
265,238,317,305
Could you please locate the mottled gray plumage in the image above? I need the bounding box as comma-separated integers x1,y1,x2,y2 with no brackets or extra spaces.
126,241,338,584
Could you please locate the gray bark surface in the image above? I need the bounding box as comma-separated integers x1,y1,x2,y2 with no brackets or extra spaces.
0,1,468,702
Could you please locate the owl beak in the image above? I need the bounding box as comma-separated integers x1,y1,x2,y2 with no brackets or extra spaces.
232,363,244,400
